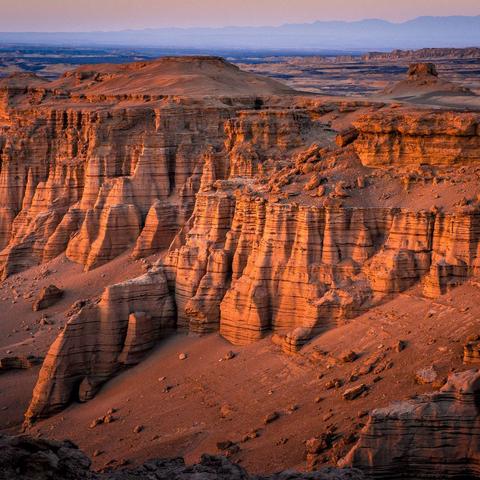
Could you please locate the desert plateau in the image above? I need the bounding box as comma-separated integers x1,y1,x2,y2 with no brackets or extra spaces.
1,3,480,480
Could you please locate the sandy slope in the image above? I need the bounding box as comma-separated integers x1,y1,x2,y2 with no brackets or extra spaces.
5,280,476,474
47,56,295,97
0,250,146,431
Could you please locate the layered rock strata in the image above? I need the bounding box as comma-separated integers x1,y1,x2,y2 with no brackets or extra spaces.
354,110,480,166
341,369,480,478
11,59,480,424
27,183,480,418
0,58,321,279
164,186,480,349
25,266,174,422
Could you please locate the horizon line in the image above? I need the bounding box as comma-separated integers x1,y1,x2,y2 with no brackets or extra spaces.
1,13,479,35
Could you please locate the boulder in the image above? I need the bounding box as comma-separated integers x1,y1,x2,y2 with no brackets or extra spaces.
32,285,64,311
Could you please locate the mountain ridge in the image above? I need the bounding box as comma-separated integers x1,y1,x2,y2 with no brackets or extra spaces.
1,15,479,51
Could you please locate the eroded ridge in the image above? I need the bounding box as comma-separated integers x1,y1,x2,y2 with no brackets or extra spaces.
24,97,480,421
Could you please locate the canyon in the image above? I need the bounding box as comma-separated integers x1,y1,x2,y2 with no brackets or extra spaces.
1,55,480,479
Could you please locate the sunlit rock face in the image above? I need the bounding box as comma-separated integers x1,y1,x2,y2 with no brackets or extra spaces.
353,110,480,167
0,57,301,279
12,58,480,429
26,100,480,421
164,190,480,350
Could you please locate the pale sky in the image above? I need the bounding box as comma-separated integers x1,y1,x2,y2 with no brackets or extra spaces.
0,0,478,31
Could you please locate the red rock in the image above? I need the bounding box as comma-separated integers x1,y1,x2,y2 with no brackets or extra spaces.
343,384,368,401
342,370,480,478
32,285,63,311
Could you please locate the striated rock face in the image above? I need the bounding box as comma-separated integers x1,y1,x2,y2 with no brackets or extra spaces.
0,57,306,279
14,58,480,426
464,336,480,364
131,199,177,259
0,100,230,277
341,369,480,479
354,110,480,166
0,433,365,480
164,185,480,349
27,182,480,418
25,266,175,422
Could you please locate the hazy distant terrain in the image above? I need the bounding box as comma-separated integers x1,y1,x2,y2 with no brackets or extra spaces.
1,15,479,50
2,45,480,99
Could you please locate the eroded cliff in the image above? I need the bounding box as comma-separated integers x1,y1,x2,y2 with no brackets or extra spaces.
3,60,480,475
341,369,480,478
25,105,480,421
0,57,315,279
354,110,480,166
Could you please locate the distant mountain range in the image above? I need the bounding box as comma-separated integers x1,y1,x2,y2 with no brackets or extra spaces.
1,16,479,52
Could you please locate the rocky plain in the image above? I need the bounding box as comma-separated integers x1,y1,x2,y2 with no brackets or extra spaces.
1,48,480,479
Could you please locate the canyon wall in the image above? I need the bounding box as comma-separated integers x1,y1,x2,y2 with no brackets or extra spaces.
342,369,480,478
0,99,230,278
27,188,480,420
164,187,480,351
354,110,480,167
4,59,480,478
23,98,480,421
0,87,321,279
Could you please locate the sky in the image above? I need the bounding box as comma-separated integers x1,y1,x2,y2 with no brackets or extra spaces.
0,0,478,31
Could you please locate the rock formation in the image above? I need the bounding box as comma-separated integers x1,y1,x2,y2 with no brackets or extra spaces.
0,433,365,480
0,57,300,280
382,62,475,98
464,336,480,364
32,284,64,311
341,369,480,478
25,266,175,422
25,97,480,419
0,355,42,372
354,110,480,166
164,186,480,350
2,58,477,441
409,62,438,78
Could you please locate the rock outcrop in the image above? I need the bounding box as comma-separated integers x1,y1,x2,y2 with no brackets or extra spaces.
354,110,480,166
0,57,304,279
164,184,480,349
406,62,439,79
26,139,480,418
9,58,480,427
341,369,480,478
32,284,64,311
25,266,174,422
382,62,474,98
464,336,480,364
0,434,92,480
0,355,42,372
0,433,365,480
